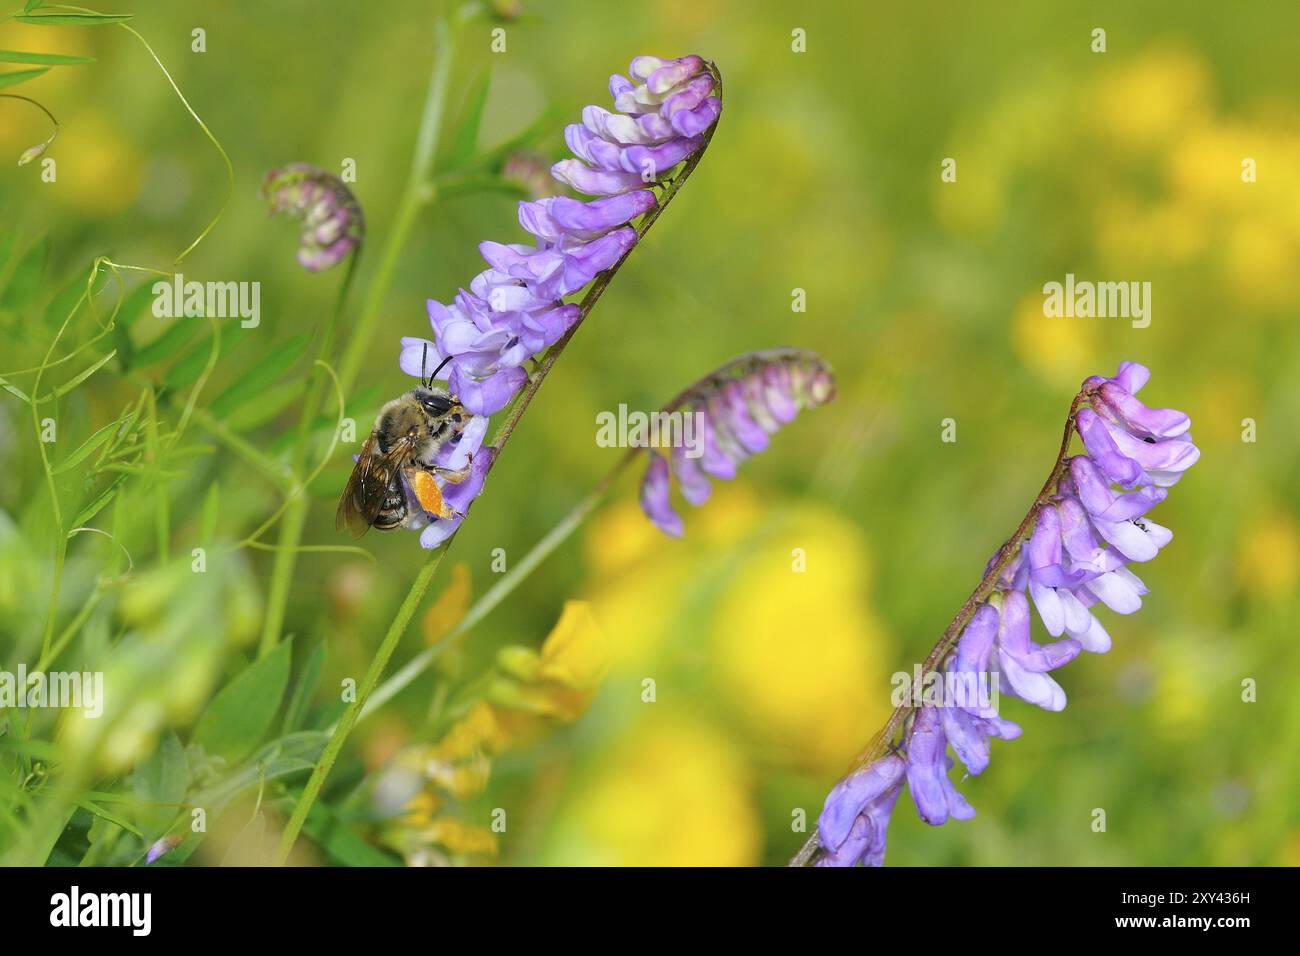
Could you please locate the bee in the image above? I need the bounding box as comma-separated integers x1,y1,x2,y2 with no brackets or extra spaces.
336,353,474,538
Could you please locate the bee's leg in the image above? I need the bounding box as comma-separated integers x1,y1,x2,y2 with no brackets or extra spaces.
430,456,472,484
405,466,460,520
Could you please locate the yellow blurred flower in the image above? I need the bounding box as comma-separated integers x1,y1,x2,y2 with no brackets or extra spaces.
422,562,471,646
1085,47,1212,155
419,818,498,856
546,712,760,866
709,506,890,770
1235,507,1300,602
47,110,144,215
430,701,497,761
1011,291,1099,386
487,601,610,737
538,600,608,689
583,487,762,669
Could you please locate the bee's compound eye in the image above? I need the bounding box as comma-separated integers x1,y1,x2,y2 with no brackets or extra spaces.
423,395,453,415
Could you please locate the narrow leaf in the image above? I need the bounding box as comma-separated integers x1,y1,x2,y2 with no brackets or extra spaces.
281,641,325,735
448,68,492,170
75,799,143,838
130,319,198,369
0,375,31,403
207,333,310,418
51,417,121,474
48,350,116,399
0,50,94,65
199,481,220,543
191,640,293,764
0,236,47,311
69,475,127,528
0,67,49,88
15,13,134,25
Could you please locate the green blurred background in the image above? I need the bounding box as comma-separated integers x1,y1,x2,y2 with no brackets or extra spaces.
1,0,1298,866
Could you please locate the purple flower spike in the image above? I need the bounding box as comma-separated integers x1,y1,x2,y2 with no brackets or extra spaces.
906,707,976,826
263,163,364,271
808,362,1198,866
816,754,906,867
390,54,722,546
560,53,719,191
634,350,835,536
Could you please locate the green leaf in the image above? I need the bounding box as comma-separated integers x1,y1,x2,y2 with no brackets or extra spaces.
51,417,121,474
23,0,44,12
281,640,325,735
448,68,492,171
130,319,198,369
111,282,161,370
15,13,134,25
130,731,189,840
0,49,94,65
224,378,305,432
162,328,231,390
75,799,142,838
207,333,310,418
191,640,293,764
272,381,380,454
199,481,220,543
42,260,108,328
46,349,116,399
303,802,400,867
0,375,31,403
0,236,47,312
68,475,127,528
0,67,49,88
115,279,160,330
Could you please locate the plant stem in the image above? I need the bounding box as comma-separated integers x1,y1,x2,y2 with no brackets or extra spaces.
275,63,723,864
275,548,447,863
789,387,1095,866
256,15,459,658
359,447,639,722
336,17,456,397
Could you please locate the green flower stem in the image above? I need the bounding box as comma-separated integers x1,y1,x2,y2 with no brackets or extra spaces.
788,389,1094,867
359,447,640,722
257,13,460,659
275,60,722,866
336,15,458,397
275,547,448,864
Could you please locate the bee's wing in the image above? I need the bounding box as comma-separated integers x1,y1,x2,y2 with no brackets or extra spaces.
336,434,415,538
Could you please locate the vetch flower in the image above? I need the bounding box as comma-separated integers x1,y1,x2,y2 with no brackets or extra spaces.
636,349,836,537
393,55,721,548
408,54,722,419
413,415,496,550
816,753,905,868
905,706,975,827
263,162,364,271
810,361,1198,866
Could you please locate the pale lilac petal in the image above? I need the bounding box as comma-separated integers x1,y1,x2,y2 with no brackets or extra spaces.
450,365,527,416
639,454,683,537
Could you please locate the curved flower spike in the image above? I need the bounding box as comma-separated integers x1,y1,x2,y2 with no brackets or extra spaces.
634,349,835,537
408,53,722,419
809,361,1198,867
263,162,364,271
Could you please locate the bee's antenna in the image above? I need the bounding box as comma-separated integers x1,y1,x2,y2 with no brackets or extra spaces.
429,354,453,388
